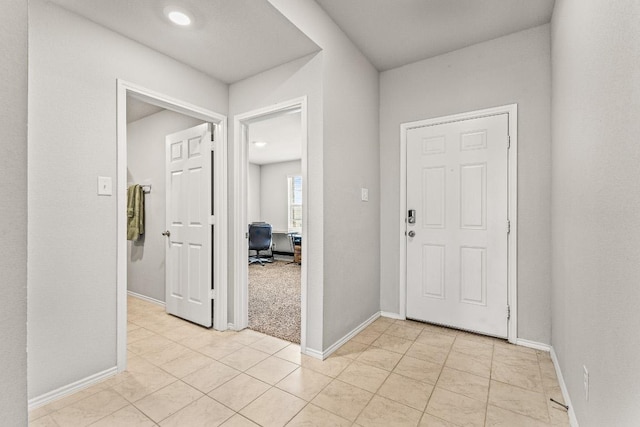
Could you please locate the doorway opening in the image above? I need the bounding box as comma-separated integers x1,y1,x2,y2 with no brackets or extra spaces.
233,97,308,350
116,80,228,372
246,110,303,343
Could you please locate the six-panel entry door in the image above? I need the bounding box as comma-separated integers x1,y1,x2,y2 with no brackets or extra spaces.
165,123,212,327
406,114,509,338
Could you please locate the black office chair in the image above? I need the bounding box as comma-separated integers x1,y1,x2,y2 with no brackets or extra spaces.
248,223,274,265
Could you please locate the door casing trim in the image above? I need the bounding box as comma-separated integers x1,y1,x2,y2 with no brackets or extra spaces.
232,96,308,353
116,79,228,372
399,104,518,343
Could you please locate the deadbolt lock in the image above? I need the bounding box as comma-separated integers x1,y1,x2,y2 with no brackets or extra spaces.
408,209,416,224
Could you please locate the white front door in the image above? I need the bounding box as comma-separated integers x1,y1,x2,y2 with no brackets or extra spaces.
165,123,212,327
406,114,509,337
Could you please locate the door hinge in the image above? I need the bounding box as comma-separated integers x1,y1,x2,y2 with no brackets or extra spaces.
507,220,511,234
210,124,215,142
507,135,511,149
507,305,511,320
209,289,215,300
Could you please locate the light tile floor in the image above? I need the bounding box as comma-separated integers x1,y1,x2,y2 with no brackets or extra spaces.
29,297,570,426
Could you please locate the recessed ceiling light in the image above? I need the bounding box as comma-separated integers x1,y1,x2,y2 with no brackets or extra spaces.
252,141,268,148
166,8,192,26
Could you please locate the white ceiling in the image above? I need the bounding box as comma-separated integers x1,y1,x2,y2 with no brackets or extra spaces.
315,0,555,71
248,112,302,166
47,0,320,84
47,0,556,83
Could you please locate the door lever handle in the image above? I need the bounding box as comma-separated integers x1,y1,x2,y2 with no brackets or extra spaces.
162,230,171,237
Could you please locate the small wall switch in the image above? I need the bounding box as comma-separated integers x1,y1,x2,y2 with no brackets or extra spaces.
361,187,369,202
97,176,112,196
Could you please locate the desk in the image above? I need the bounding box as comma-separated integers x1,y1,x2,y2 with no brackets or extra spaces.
294,244,302,264
291,234,302,264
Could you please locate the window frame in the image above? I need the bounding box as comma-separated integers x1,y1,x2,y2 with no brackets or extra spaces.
287,174,302,234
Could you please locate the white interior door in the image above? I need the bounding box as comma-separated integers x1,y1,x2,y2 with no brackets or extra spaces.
165,123,212,327
406,114,509,337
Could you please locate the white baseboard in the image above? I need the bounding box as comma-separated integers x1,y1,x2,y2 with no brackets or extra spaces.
28,366,117,410
380,311,404,320
303,347,324,360
516,338,551,352
127,290,165,307
550,346,579,427
227,323,237,330
321,311,381,359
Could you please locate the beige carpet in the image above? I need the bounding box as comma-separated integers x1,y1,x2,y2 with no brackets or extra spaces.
248,260,301,343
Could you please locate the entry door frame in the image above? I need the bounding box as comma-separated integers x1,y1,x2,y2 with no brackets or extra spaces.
232,97,308,352
399,104,518,343
116,79,228,372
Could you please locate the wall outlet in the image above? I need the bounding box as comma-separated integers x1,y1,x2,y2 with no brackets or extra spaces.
583,365,589,401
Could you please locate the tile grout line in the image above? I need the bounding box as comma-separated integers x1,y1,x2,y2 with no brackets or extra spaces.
132,379,203,425
420,327,458,421
300,325,386,425
342,351,377,424
536,350,553,423
290,360,355,424
483,339,496,427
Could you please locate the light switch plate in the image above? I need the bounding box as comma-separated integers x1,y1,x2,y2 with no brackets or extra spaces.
97,176,112,196
361,187,369,202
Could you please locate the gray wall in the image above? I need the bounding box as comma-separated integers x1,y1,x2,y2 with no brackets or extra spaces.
551,0,640,424
248,163,262,224
269,0,381,350
261,160,302,232
229,52,324,351
0,0,28,423
127,110,205,303
380,24,552,344
28,0,228,399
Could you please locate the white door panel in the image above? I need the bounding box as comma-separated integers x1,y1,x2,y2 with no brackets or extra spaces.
406,114,508,338
165,123,212,327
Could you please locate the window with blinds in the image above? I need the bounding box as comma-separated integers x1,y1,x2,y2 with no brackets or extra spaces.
288,175,302,233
